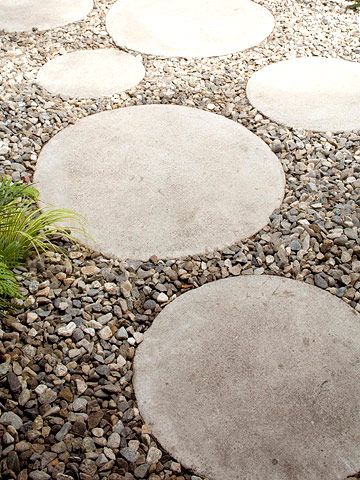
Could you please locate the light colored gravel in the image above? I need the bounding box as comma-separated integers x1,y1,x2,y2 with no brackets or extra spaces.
0,0,359,478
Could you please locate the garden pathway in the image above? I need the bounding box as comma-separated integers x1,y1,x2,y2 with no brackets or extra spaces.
246,57,360,132
106,0,274,57
1,0,359,479
0,0,93,32
135,276,360,480
34,105,285,260
36,49,145,99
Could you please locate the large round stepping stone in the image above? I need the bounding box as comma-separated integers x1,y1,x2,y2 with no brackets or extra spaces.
106,0,274,58
246,57,360,132
36,49,145,98
0,0,93,33
34,105,284,260
134,276,360,480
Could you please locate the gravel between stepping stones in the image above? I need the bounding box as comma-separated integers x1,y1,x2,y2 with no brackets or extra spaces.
36,49,145,99
246,57,360,132
134,275,360,480
34,104,285,260
1,0,359,478
0,0,93,33
106,0,274,58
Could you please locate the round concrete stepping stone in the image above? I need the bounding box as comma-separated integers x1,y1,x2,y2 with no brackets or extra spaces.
134,275,360,480
34,105,284,260
246,57,360,132
106,0,274,58
36,49,145,98
0,0,93,33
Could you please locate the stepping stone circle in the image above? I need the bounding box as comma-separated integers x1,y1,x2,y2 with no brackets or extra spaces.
106,0,274,58
0,0,93,33
34,105,284,260
246,57,360,132
134,275,360,480
36,49,145,98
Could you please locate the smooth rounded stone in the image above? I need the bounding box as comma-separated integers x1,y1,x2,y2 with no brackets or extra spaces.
0,412,23,430
36,49,145,99
105,0,274,58
134,276,360,480
246,57,360,132
34,105,284,260
0,0,93,33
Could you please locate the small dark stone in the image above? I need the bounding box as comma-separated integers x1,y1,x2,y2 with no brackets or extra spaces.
134,464,149,478
314,273,328,290
7,370,21,393
120,447,139,463
7,451,20,474
72,421,87,437
143,299,157,311
59,386,74,402
87,410,103,429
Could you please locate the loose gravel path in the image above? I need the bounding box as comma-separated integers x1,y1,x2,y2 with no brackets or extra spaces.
0,0,359,479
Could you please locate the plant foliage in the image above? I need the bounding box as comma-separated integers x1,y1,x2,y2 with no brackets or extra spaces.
0,178,80,316
347,0,360,9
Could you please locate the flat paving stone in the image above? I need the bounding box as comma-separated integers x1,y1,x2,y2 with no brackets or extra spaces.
34,105,284,261
0,0,93,33
106,0,274,58
134,275,360,480
36,49,145,98
246,57,360,132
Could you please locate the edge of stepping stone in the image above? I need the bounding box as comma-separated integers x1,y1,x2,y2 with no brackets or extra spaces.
105,0,275,58
133,275,360,480
36,49,145,99
34,105,286,261
246,56,360,133
0,0,94,33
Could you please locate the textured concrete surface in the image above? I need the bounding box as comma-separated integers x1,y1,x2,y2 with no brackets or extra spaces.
36,49,145,98
246,57,360,132
0,0,93,32
134,275,360,480
106,0,274,58
34,105,284,261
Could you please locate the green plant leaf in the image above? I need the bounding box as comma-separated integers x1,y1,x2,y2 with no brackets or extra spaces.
0,178,82,269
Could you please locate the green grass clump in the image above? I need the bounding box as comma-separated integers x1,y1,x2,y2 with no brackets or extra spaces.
0,177,79,315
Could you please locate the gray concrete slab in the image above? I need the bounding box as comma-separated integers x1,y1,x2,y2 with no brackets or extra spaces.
246,57,360,132
134,275,360,480
34,105,285,261
36,49,145,98
106,0,274,58
0,0,93,33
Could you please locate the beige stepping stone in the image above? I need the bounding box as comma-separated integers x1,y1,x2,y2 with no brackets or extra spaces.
106,0,274,58
246,57,360,132
36,49,145,98
134,275,360,480
34,105,284,260
0,0,93,33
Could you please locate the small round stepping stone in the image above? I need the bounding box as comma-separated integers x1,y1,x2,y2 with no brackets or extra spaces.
246,57,360,132
34,105,284,260
0,0,93,33
36,49,145,98
134,276,360,480
106,0,274,58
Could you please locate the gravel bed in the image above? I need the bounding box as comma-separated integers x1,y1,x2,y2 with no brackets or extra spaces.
0,0,359,478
